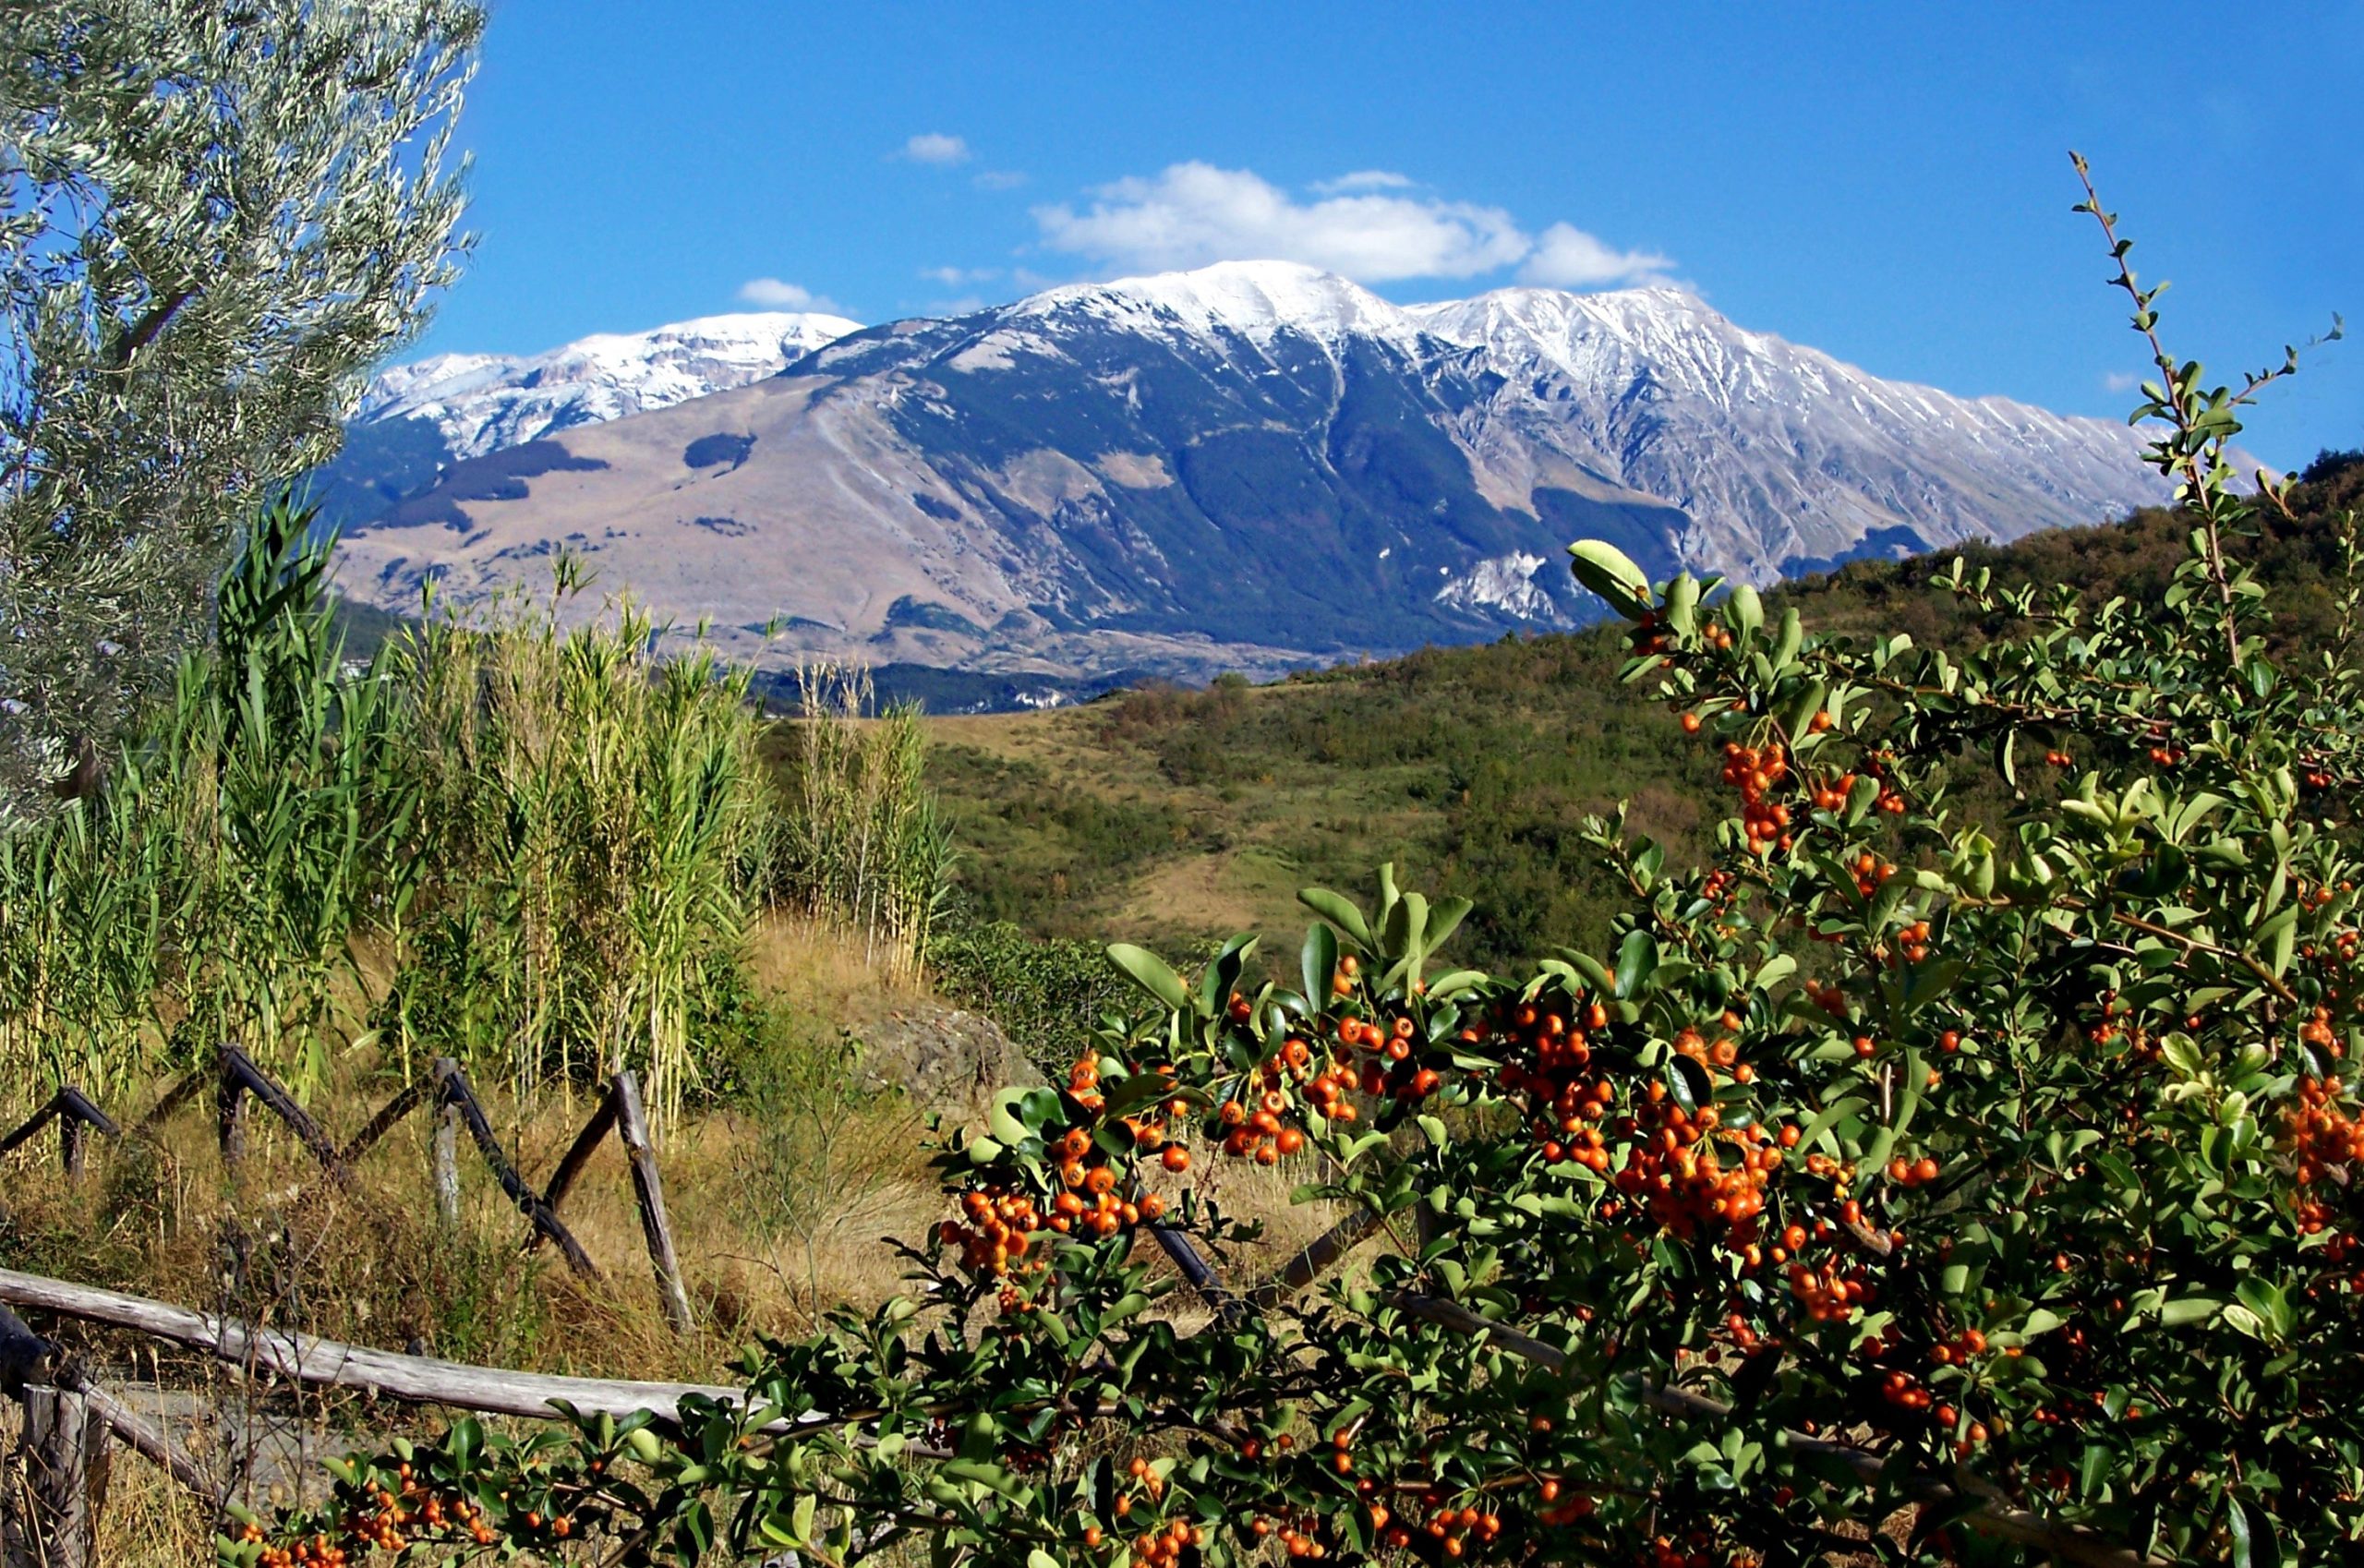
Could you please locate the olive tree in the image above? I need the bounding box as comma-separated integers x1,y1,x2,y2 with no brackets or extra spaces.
0,0,482,816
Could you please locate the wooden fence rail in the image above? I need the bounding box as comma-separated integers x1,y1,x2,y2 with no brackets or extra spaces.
0,1264,778,1568
1,1048,693,1338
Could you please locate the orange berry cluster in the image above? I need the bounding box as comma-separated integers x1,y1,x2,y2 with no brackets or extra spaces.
2302,1006,2346,1059
1067,1048,1106,1111
1673,1019,1753,1082
258,1534,349,1568
1641,1532,1723,1568
1128,1516,1205,1565
1530,1477,1598,1530
1045,1123,1173,1237
1808,770,1857,814
1411,1500,1503,1560
1250,1510,1334,1559
1926,1325,1989,1366
1627,610,1669,656
1337,1009,1442,1103
1719,742,1792,857
1609,1083,1778,1248
1884,1152,1942,1188
1845,850,1895,899
1497,1001,1615,1167
1786,1259,1876,1322
1876,1366,1934,1415
258,1465,520,1567
1890,919,1932,964
2288,1080,2364,1246
940,1185,1046,1279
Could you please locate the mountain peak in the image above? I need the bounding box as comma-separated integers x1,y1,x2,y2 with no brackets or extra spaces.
1019,259,1418,347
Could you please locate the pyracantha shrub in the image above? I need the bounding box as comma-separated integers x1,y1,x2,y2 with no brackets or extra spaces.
237,163,2359,1568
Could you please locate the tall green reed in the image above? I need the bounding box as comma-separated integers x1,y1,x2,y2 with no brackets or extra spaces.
381,575,773,1122
772,665,954,983
0,511,953,1134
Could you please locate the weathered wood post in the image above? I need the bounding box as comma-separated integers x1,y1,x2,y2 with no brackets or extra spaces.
610,1071,694,1336
16,1386,107,1568
1,1306,108,1568
215,1066,246,1171
52,1091,114,1188
432,1097,461,1228
54,1118,85,1186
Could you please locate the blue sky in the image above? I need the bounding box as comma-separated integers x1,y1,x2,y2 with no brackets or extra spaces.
418,1,2361,467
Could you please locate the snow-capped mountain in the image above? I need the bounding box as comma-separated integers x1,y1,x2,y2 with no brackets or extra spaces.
329,261,2165,683
311,312,859,529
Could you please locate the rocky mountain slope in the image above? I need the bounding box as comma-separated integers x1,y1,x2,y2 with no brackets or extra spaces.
327,263,2164,682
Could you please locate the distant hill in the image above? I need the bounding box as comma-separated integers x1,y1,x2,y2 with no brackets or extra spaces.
324,261,2166,687
923,452,2364,971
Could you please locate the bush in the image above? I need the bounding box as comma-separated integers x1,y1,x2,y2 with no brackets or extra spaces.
932,920,1211,1080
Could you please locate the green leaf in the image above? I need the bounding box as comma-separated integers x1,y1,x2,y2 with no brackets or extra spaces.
1666,1054,1711,1112
1567,539,1655,618
1729,582,1764,639
1614,929,1658,998
1297,887,1374,949
1665,572,1701,633
1795,1094,1865,1154
1301,923,1339,1013
1425,896,1474,955
1107,943,1189,1011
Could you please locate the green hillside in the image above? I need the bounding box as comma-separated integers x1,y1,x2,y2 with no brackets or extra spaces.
928,451,2364,973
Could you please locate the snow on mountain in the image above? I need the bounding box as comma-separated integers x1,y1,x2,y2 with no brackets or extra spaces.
1405,284,2159,580
359,311,862,460
328,262,2166,689
1013,259,1429,352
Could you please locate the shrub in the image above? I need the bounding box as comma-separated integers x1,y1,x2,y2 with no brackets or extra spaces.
931,920,1193,1080
248,173,2364,1567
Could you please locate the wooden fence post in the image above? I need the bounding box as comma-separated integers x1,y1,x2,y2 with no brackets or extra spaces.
13,1385,108,1568
432,1098,461,1229
610,1071,694,1336
215,1070,246,1171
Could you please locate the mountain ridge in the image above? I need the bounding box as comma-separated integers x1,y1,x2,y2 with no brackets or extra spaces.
321,262,2165,685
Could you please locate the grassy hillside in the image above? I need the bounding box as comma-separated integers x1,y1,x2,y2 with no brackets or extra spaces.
927,451,2364,974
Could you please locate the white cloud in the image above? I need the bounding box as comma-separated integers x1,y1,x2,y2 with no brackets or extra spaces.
1309,170,1415,195
921,265,1000,286
1518,221,1672,287
1033,162,1670,287
903,132,971,165
1036,163,1530,283
972,169,1030,191
737,277,843,312
2103,370,2141,393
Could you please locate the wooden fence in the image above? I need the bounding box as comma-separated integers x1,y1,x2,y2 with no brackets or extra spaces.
0,1046,694,1335
0,1268,755,1568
